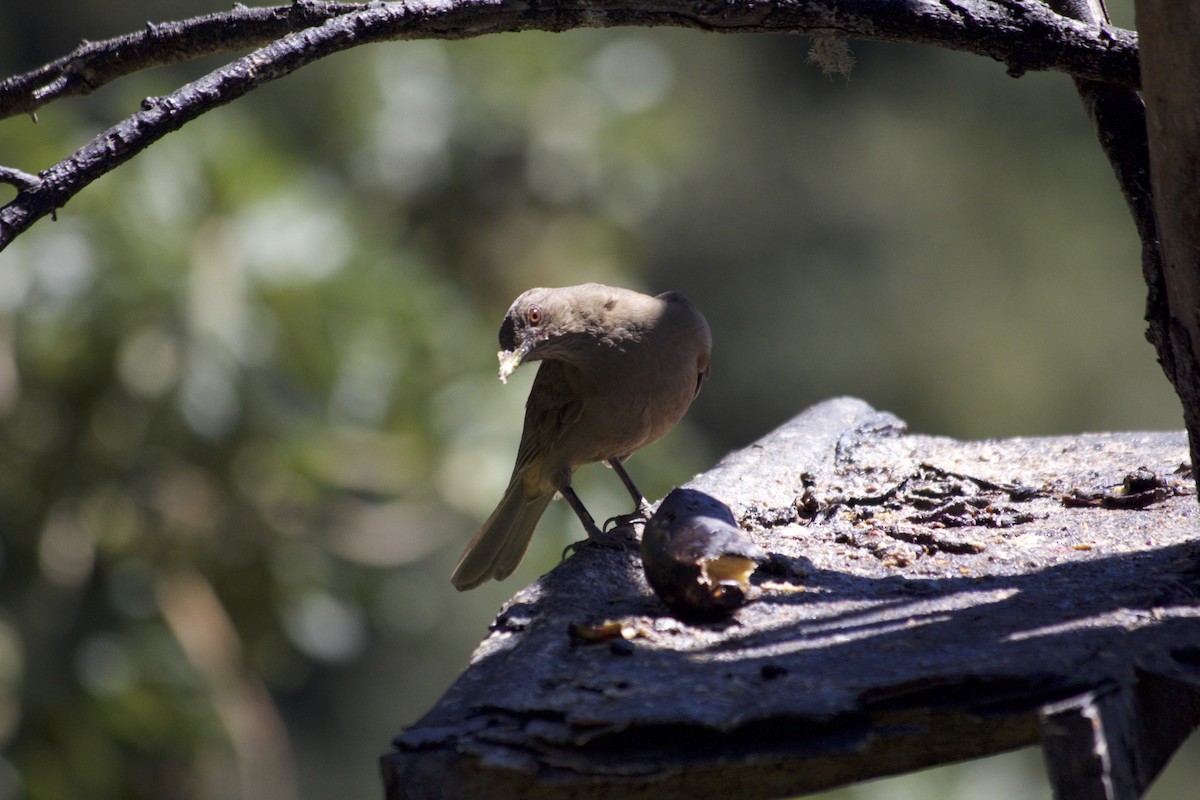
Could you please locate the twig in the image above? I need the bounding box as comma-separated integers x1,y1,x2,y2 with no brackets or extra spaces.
0,167,41,191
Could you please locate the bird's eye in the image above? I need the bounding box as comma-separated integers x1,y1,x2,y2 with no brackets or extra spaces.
527,306,542,326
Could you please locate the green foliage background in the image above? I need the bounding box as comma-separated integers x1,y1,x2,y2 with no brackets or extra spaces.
0,1,1195,799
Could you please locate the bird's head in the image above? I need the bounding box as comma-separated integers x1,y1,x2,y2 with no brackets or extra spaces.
496,285,604,383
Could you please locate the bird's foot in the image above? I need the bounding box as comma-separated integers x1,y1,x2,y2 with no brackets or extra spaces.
603,510,649,532
606,494,655,531
561,523,640,560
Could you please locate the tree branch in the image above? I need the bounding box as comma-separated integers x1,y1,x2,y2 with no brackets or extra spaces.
0,1,366,120
0,0,1140,251
0,1,1141,122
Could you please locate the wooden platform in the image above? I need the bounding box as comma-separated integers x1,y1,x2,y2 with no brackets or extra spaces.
383,398,1200,800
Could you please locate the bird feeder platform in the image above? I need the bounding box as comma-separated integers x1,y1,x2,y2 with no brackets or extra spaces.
382,397,1200,800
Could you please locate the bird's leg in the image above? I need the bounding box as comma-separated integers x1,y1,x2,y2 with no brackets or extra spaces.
560,485,603,539
603,458,654,530
560,484,637,559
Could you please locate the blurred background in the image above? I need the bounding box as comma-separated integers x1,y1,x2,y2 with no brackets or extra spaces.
0,1,1194,798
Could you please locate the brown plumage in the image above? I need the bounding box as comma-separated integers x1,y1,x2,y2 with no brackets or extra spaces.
451,283,712,591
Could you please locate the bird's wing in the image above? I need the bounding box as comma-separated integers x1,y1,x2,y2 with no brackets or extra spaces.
512,360,585,481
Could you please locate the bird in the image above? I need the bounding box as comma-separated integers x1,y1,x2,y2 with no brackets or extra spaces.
451,283,712,591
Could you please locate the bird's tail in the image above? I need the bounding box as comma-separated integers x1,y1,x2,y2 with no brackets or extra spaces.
451,480,554,591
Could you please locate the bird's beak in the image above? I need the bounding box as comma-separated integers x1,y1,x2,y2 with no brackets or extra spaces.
497,341,532,384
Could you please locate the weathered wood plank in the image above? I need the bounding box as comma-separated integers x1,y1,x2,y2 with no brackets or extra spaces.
383,398,1200,800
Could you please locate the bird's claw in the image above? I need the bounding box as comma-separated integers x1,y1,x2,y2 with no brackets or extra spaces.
561,524,639,560
603,510,648,532
561,539,585,560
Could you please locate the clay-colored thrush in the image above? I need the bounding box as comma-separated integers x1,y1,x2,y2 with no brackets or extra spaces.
451,283,711,590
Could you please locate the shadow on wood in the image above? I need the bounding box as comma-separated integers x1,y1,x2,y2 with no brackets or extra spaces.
382,398,1200,800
